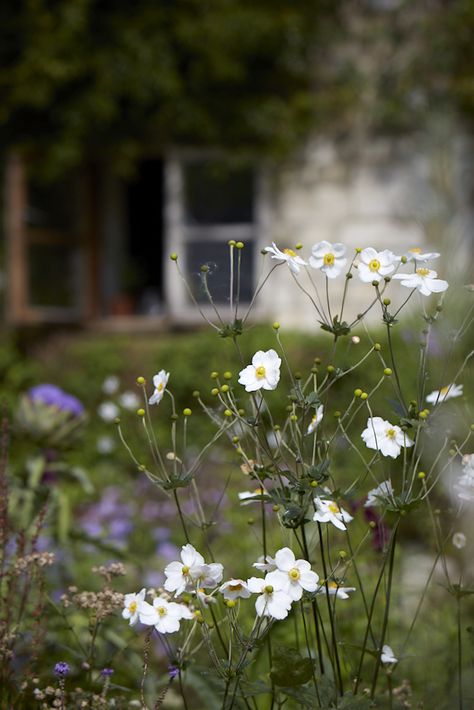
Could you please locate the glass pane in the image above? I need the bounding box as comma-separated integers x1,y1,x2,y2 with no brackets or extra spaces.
184,160,254,225
186,240,254,304
25,175,80,233
28,243,80,308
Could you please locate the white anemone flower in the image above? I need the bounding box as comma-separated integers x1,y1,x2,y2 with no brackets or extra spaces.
264,243,307,274
119,391,140,410
426,383,463,404
98,401,120,422
361,417,414,459
149,370,170,405
381,645,398,664
452,532,467,550
247,575,293,620
252,555,277,573
317,582,356,600
309,241,347,279
357,248,397,283
102,375,120,395
364,480,394,508
404,247,440,262
139,597,192,634
265,547,319,601
313,497,353,531
455,466,474,503
238,349,281,392
306,404,324,435
392,267,448,296
238,488,266,505
219,579,252,601
122,588,146,626
164,544,207,596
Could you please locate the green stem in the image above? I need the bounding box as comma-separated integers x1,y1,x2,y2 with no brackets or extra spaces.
457,597,463,710
317,522,343,696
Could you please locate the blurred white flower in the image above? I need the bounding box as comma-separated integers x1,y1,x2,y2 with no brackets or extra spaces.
122,588,146,626
252,555,277,573
139,597,192,633
381,645,398,664
357,248,397,283
306,404,324,435
96,435,115,454
313,497,353,531
98,401,120,422
452,532,467,549
238,349,281,392
102,375,120,395
238,488,266,505
361,417,414,459
309,241,347,279
351,335,361,344
454,458,474,503
393,268,448,296
164,544,223,596
247,575,293,620
365,480,394,508
403,247,440,262
316,582,356,600
149,370,170,405
119,391,140,410
219,579,251,601
264,243,307,274
265,547,319,601
426,383,463,404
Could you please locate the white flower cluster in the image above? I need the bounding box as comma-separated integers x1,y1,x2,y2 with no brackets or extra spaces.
264,241,449,296
122,544,353,631
455,454,474,503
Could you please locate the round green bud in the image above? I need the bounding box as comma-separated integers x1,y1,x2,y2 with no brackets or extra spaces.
355,247,362,254
170,252,178,261
224,409,232,417
295,242,303,250
272,321,280,330
384,276,391,283
211,388,219,396
220,384,229,393
417,471,426,479
338,550,347,559
311,366,318,374
372,280,379,287
223,371,232,380
384,368,392,376
310,480,318,488
274,425,280,431
226,599,236,608
294,371,302,380
238,408,245,416
272,504,280,512
210,371,219,379
183,408,192,416
200,264,209,273
236,447,243,455
286,405,293,412
136,408,145,417
136,376,145,385
373,343,381,351
419,411,428,420
401,255,408,264
354,388,362,397
327,365,335,373
449,449,456,456
470,424,474,431
290,414,298,422
334,411,341,418
314,357,321,365
360,392,368,400
236,241,244,249
114,417,121,424
346,272,353,279
232,436,239,443
369,520,376,529
228,239,236,247
383,298,391,306
247,517,255,525
193,391,201,399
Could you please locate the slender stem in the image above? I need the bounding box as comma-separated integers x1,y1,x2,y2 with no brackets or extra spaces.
317,522,343,695
457,597,463,710
301,524,324,674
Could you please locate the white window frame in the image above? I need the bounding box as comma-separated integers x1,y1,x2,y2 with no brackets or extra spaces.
164,151,270,325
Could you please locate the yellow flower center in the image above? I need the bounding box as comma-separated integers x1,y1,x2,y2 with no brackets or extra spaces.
228,583,243,592
264,585,274,594
283,248,296,257
409,247,422,254
324,252,335,266
328,582,338,589
181,565,190,575
157,383,164,391
129,601,137,613
416,268,430,277
440,386,449,395
328,502,340,514
386,428,396,439
157,606,167,616
255,366,266,378
369,259,381,272
289,568,300,581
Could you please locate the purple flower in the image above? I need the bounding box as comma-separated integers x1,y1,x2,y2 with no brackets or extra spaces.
54,661,70,677
29,384,84,417
100,668,114,677
168,665,180,679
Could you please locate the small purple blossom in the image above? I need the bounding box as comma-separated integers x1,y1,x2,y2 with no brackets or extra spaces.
29,384,84,417
168,665,180,679
54,661,70,677
100,668,114,677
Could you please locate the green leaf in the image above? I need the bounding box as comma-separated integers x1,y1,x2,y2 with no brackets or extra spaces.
270,646,315,687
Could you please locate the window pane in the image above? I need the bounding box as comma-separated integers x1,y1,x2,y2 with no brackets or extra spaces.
186,240,254,304
184,161,254,225
25,175,80,233
28,243,80,308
